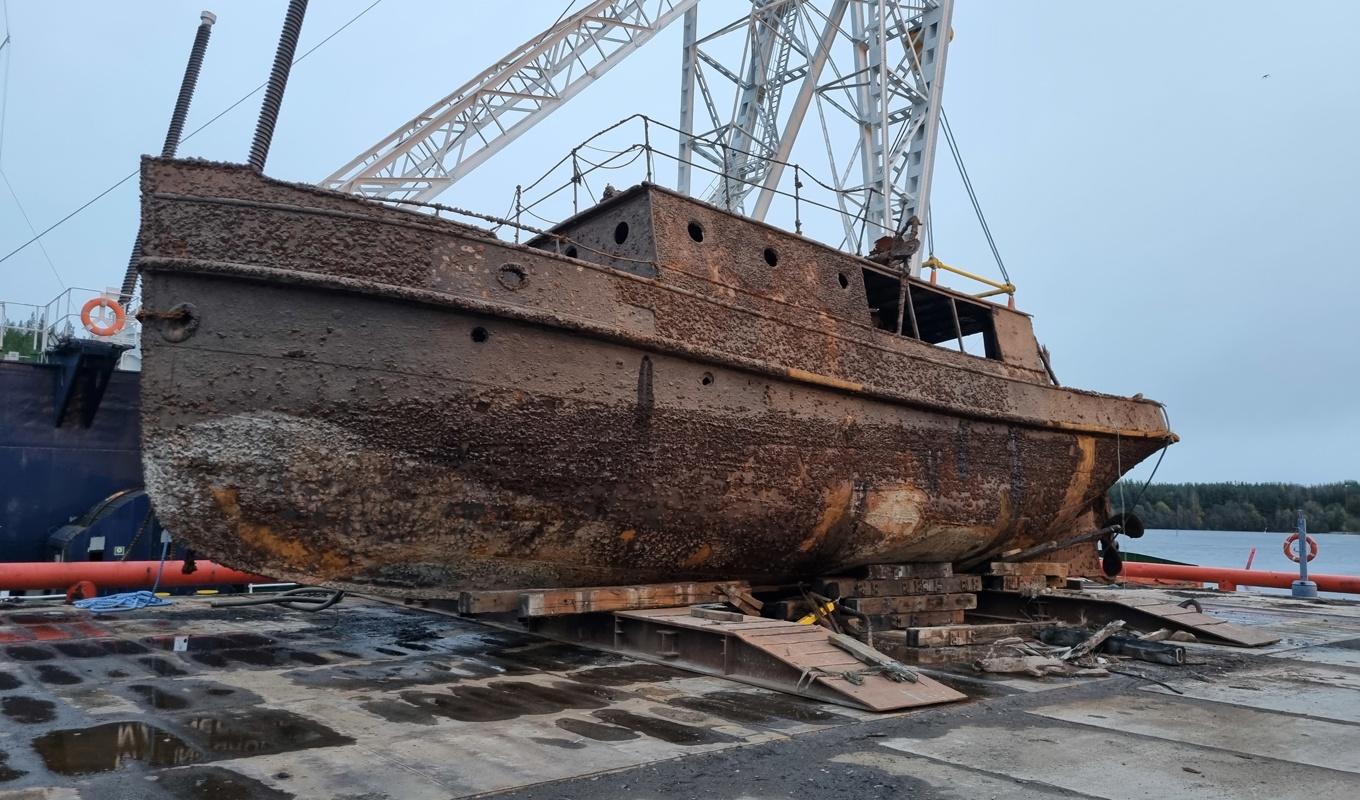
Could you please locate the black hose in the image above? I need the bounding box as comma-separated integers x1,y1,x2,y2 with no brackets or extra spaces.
210,587,344,613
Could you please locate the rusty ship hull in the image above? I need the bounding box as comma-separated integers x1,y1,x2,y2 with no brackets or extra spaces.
135,159,1173,596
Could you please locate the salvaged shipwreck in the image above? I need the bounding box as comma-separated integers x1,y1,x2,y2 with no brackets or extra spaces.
135,158,1174,596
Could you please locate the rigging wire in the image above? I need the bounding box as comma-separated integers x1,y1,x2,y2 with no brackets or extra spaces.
940,108,1010,284
0,0,64,288
0,0,386,268
1,171,64,288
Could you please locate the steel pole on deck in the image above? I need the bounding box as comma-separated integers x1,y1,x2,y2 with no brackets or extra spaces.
119,10,217,303
1292,510,1318,598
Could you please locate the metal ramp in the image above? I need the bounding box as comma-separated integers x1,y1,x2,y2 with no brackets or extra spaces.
979,589,1280,648
533,605,966,712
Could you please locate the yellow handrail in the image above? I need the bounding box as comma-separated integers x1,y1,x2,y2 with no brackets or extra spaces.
922,256,1016,308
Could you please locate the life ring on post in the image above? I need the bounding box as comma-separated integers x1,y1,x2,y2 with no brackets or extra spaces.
1283,532,1318,563
80,297,126,336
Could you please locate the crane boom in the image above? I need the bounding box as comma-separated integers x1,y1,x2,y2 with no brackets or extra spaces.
323,0,698,202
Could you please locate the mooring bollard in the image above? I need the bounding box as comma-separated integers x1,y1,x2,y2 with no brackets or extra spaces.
1291,510,1318,599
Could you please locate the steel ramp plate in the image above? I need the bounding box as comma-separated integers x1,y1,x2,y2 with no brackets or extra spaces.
1042,591,1280,647
612,608,965,711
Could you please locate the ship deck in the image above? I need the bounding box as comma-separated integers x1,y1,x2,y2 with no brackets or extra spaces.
1,588,1357,799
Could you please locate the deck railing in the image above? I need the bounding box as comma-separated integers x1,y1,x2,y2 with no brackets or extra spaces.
1,287,140,368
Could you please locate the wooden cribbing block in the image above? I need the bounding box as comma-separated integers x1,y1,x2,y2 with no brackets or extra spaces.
511,581,745,617
904,621,1054,648
863,562,953,579
987,562,1069,578
457,590,521,615
982,575,1049,592
819,575,981,598
842,592,977,615
865,610,966,629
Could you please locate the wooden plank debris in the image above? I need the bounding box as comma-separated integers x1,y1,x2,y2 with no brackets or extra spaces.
885,621,1054,648
987,561,1069,578
863,562,953,579
819,575,982,598
516,581,745,617
843,593,977,615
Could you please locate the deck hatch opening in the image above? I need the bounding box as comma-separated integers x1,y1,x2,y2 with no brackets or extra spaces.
861,268,1000,359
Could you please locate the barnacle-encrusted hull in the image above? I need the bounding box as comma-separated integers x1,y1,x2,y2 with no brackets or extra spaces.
136,159,1173,596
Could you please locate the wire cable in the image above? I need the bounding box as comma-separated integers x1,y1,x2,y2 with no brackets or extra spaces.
0,0,386,268
940,108,1010,284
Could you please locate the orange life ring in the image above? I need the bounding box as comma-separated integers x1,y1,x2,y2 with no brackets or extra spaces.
80,297,126,336
1283,532,1318,563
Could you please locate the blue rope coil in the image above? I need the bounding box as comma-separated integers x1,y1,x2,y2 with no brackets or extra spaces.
73,539,173,613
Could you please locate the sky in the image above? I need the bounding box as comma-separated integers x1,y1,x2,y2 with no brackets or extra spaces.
0,1,1356,485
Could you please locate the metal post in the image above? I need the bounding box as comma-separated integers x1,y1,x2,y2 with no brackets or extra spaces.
247,0,308,172
119,10,216,303
1292,510,1318,598
643,117,654,182
513,185,523,244
677,4,698,195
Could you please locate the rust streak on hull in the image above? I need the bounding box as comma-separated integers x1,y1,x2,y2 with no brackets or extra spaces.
135,159,1174,597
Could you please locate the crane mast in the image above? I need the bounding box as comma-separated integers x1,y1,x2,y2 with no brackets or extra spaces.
328,0,953,272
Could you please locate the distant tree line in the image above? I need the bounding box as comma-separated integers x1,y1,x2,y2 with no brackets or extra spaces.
1110,481,1360,533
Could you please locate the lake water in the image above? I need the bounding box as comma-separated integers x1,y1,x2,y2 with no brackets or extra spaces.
1134,529,1360,597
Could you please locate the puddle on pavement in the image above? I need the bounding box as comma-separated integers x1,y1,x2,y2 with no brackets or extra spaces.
0,672,21,690
140,656,190,677
289,657,499,691
181,708,354,758
555,717,640,741
568,663,690,686
52,640,150,658
129,684,191,710
144,634,274,653
0,750,26,782
35,664,83,685
5,645,56,662
8,612,79,625
32,721,201,775
531,736,587,750
156,765,296,800
2,696,56,724
668,690,848,725
386,680,621,724
591,709,738,745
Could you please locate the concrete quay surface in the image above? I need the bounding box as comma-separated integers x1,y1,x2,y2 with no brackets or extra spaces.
0,588,1355,799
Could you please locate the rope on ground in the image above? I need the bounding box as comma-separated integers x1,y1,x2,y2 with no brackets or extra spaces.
74,539,172,613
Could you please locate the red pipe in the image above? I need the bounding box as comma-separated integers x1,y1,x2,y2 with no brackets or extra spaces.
1122,561,1360,594
0,561,271,591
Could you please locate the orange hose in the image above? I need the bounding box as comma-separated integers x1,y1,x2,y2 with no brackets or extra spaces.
1121,561,1360,593
0,561,270,591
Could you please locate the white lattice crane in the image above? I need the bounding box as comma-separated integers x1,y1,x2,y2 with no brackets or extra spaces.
325,0,954,274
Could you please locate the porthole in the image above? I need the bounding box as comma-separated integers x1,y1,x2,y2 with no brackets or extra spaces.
471,326,489,343
687,221,705,242
701,372,714,386
497,263,527,290
564,244,578,259
837,272,849,289
762,247,779,267
614,221,630,244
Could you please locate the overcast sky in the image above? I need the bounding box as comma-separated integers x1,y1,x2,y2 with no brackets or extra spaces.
0,1,1355,485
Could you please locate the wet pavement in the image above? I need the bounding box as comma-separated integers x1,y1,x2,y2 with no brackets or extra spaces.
0,590,1356,798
